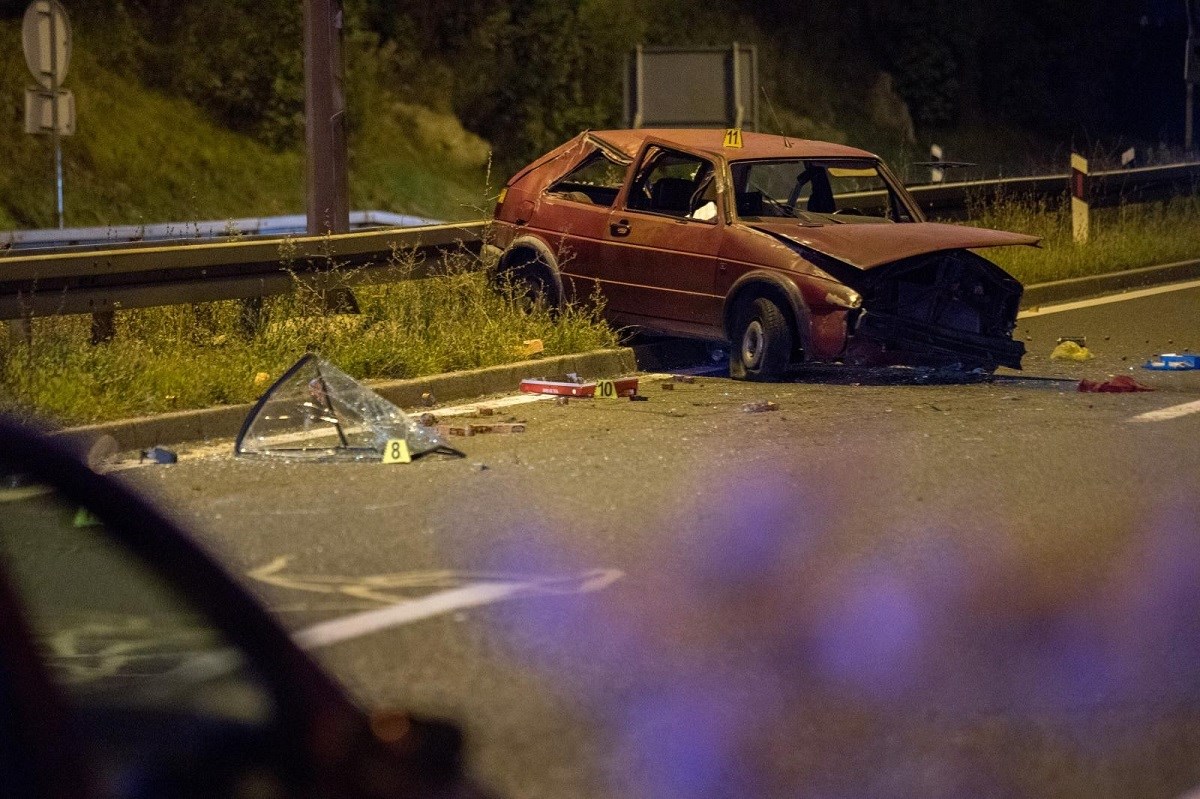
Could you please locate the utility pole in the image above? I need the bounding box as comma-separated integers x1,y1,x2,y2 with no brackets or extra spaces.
304,0,349,236
1187,0,1198,152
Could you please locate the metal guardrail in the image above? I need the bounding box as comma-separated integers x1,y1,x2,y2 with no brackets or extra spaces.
2,161,1197,324
908,161,1200,218
0,210,443,251
0,221,486,321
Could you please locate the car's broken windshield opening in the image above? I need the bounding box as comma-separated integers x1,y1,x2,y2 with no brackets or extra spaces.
732,159,912,223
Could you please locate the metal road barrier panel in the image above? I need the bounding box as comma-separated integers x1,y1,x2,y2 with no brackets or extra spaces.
0,211,443,251
907,161,1200,219
1,160,1197,323
0,221,486,321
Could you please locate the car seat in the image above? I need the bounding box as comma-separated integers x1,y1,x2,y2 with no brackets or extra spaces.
650,178,698,215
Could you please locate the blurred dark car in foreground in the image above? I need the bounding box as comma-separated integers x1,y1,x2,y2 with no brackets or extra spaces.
490,129,1040,380
0,417,490,799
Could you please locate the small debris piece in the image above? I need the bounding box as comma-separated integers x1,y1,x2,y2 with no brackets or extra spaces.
1057,336,1087,347
742,401,780,413
521,378,593,397
1078,376,1156,393
417,413,438,427
661,383,675,391
475,423,526,435
630,395,649,402
672,375,697,384
1051,341,1095,362
516,339,545,358
476,407,496,417
73,508,103,528
565,373,585,384
472,462,490,472
254,371,271,387
141,446,178,465
1144,353,1200,371
420,392,436,407
555,396,570,406
436,424,475,437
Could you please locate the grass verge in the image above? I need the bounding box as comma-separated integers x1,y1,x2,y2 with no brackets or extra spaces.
0,249,617,427
966,192,1200,286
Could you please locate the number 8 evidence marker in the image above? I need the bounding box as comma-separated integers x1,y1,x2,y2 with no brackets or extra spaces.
519,377,639,399
381,439,412,464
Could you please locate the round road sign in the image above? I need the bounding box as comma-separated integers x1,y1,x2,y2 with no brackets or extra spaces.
22,0,72,90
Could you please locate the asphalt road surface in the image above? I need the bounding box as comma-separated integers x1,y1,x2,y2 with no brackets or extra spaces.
122,284,1200,799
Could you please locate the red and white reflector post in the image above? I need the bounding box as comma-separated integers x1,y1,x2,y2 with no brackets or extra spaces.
1070,153,1089,244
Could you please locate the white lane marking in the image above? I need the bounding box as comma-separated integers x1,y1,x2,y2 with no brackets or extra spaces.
1018,279,1200,319
250,557,625,649
1131,399,1200,424
293,581,524,649
429,392,554,417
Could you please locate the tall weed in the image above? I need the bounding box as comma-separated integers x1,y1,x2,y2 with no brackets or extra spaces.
0,248,616,426
966,192,1200,286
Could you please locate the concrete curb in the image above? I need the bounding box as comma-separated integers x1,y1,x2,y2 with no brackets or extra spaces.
57,348,636,451
1021,258,1200,308
50,258,1200,450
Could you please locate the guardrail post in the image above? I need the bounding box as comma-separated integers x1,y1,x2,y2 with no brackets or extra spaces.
1070,154,1090,244
7,319,31,344
239,296,265,338
90,311,114,345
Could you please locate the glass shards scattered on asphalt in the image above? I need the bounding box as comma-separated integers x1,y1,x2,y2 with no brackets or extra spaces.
235,355,461,462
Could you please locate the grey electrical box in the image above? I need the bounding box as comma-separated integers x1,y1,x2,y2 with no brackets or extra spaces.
625,44,758,130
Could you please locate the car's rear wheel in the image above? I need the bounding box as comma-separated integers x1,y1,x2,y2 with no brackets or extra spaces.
498,261,558,315
730,297,792,381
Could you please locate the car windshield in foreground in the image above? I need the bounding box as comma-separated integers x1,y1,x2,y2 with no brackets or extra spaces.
731,158,913,223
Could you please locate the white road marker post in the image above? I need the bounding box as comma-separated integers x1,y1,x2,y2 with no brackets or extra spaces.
930,144,945,184
1070,153,1090,245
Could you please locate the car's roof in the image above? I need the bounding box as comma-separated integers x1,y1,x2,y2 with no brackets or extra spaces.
589,129,878,162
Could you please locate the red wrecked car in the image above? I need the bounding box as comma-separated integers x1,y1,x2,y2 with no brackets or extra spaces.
488,129,1040,380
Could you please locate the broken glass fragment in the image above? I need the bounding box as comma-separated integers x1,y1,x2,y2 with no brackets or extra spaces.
235,355,460,462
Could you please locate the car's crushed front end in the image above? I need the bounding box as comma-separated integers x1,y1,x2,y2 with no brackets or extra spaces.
751,221,1039,371
844,249,1027,370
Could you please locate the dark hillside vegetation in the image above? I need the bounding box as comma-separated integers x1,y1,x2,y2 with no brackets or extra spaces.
0,0,1190,226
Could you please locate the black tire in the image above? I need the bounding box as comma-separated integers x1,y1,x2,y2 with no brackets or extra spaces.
730,297,792,381
502,262,558,315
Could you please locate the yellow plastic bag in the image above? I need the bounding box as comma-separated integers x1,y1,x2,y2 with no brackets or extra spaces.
1050,341,1095,361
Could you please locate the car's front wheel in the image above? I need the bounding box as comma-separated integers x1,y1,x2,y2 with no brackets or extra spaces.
730,297,792,381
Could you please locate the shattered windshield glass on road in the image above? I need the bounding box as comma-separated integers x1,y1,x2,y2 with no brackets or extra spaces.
235,355,454,463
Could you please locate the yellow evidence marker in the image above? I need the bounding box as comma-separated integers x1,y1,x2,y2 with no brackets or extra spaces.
595,380,621,400
382,439,412,464
723,128,744,148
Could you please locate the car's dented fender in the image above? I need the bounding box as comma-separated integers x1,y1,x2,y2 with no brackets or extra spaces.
497,235,565,304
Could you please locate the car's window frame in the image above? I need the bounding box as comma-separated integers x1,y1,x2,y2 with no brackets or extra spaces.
623,143,723,226
0,552,94,798
0,420,365,789
728,156,922,224
545,149,631,208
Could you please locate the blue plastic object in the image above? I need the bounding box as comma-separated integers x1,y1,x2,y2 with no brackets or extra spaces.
1143,353,1200,371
